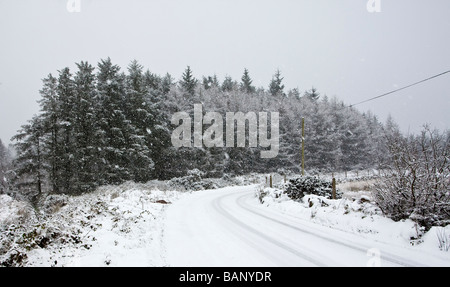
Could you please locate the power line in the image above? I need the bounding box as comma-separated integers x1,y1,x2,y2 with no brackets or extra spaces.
349,70,450,108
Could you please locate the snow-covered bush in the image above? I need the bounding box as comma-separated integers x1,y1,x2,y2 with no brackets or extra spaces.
0,219,84,266
167,169,218,191
374,126,449,230
40,194,68,214
284,175,342,200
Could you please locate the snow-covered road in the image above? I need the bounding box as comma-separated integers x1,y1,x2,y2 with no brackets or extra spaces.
164,185,449,267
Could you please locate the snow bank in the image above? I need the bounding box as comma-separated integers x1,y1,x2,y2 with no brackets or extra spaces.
0,183,183,267
0,194,34,227
257,186,450,256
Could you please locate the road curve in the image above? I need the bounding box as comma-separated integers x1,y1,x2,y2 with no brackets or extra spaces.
163,185,448,267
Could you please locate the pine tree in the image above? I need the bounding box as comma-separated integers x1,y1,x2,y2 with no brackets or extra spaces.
126,60,146,121
143,70,172,180
12,116,46,204
180,66,197,97
221,76,235,92
304,99,341,171
96,58,132,184
125,60,150,135
275,98,302,173
364,111,386,169
11,58,395,191
269,69,285,96
72,61,99,192
339,107,370,170
0,139,11,194
144,70,162,93
304,87,320,101
161,73,174,95
288,88,301,99
56,67,77,194
240,68,255,94
37,73,61,193
125,60,154,182
202,75,219,90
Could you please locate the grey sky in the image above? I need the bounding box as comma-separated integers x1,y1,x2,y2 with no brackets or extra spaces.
1,0,449,145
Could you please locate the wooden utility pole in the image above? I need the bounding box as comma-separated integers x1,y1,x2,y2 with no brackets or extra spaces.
301,117,305,176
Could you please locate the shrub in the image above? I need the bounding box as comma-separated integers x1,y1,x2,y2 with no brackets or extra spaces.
41,194,68,214
167,169,218,191
284,175,341,200
374,126,450,230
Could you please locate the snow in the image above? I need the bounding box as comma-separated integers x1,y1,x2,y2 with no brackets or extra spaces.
165,185,449,266
0,183,182,267
1,179,449,267
0,194,31,227
259,190,420,246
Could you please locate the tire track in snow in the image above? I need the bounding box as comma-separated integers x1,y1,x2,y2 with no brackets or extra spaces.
212,190,328,266
165,186,438,266
235,192,425,267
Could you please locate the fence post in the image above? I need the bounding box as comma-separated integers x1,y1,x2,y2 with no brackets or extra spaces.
332,177,336,200
301,117,305,176
270,175,273,188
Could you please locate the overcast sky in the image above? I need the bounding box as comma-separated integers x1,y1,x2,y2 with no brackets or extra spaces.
1,0,449,144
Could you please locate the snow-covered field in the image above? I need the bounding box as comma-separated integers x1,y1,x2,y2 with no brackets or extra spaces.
1,177,449,267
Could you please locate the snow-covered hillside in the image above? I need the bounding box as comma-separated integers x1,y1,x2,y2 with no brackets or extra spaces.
0,182,182,266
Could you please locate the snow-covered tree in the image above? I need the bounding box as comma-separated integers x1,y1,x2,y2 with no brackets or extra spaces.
304,87,320,101
304,98,341,171
180,66,197,97
0,139,12,194
240,68,255,94
56,67,77,194
37,73,60,193
11,116,46,204
96,58,133,184
374,125,450,229
338,107,370,171
202,75,219,90
269,69,285,97
221,76,236,92
11,59,395,195
72,61,100,193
